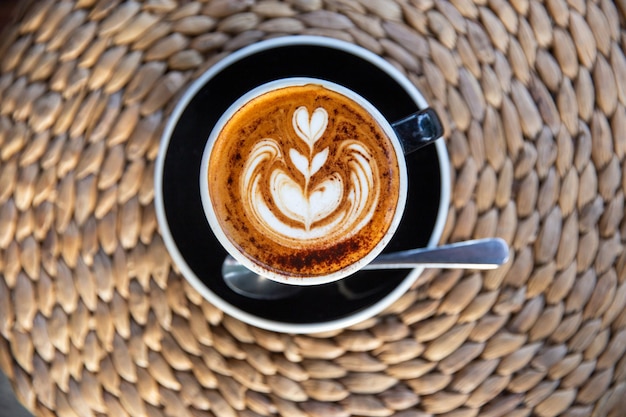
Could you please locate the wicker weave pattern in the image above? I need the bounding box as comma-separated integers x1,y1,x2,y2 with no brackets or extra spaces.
0,0,625,416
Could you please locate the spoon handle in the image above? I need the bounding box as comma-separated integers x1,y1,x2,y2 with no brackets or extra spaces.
368,238,509,270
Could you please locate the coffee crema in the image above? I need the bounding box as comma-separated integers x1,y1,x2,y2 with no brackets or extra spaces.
208,84,401,277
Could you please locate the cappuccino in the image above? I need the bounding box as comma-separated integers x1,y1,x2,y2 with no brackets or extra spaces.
206,83,402,278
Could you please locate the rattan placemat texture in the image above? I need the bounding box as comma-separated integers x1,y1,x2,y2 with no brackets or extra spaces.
0,0,625,416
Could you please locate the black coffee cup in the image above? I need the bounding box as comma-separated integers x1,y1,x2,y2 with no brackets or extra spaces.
155,36,451,333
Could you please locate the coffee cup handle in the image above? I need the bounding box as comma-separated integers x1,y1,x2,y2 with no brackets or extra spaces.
391,108,444,154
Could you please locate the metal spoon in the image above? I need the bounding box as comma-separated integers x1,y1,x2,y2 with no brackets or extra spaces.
222,238,509,300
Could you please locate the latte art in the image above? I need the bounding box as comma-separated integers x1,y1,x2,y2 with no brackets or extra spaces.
242,106,380,244
207,84,401,277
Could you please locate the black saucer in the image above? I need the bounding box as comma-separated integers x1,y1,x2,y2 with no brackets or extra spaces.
159,39,442,327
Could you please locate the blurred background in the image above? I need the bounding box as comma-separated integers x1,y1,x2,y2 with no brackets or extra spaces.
0,2,37,416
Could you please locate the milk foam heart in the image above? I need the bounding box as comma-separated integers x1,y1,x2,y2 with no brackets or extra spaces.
293,106,327,149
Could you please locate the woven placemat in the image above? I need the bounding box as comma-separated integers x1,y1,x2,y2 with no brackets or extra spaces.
1,0,625,416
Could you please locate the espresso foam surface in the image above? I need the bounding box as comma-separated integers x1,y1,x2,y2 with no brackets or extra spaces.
208,84,401,277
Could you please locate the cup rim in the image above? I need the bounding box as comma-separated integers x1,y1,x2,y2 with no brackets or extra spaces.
199,77,409,285
154,35,451,333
